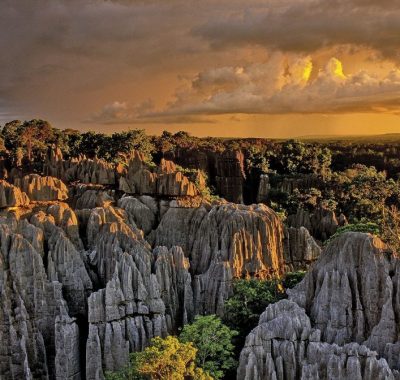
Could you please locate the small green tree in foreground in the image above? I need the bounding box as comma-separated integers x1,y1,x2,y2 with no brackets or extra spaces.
105,336,212,380
179,315,237,380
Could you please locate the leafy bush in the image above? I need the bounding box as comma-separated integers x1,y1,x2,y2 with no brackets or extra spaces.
105,336,211,380
179,315,237,380
324,222,380,246
223,279,285,343
282,271,306,289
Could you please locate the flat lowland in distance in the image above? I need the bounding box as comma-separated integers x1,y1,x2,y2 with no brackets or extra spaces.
295,133,400,143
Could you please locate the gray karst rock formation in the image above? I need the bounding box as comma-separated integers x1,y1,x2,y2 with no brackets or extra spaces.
0,179,30,207
0,219,82,379
238,232,400,380
0,158,326,379
14,174,69,201
119,152,200,197
237,299,396,380
287,206,348,241
45,148,201,197
70,184,116,210
257,174,271,203
45,148,117,186
284,226,321,271
0,181,300,379
215,150,246,204
147,200,287,315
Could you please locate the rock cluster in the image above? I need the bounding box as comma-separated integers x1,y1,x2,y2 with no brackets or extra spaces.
0,210,84,379
256,174,271,203
287,207,347,241
119,151,200,197
14,174,69,201
164,148,246,203
284,226,321,271
45,149,201,197
238,232,400,379
124,198,286,315
0,179,30,208
238,299,397,380
0,163,325,379
45,148,116,185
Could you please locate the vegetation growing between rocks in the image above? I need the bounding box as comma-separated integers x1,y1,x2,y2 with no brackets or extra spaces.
223,272,306,359
179,315,237,380
105,316,238,380
105,336,212,380
324,222,380,246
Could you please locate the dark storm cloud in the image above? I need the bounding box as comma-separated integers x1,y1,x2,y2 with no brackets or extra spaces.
194,0,400,60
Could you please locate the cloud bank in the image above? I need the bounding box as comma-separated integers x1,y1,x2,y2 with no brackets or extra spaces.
92,56,400,123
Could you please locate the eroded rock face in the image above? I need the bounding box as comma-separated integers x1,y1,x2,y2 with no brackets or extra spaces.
284,226,321,271
70,184,115,210
256,174,270,203
215,150,245,204
238,232,400,379
45,148,200,198
237,299,397,380
119,152,199,197
0,179,30,208
0,155,324,380
82,204,171,378
0,219,82,380
45,148,116,186
150,202,285,315
154,246,194,330
287,207,348,241
14,174,68,201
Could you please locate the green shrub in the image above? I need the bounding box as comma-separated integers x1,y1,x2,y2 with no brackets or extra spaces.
324,222,380,246
179,315,237,380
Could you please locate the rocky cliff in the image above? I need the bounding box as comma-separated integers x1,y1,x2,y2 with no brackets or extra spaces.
238,232,400,379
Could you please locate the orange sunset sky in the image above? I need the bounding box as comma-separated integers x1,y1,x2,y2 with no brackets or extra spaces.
1,0,400,138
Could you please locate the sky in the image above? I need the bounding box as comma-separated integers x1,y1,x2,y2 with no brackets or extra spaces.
1,0,400,138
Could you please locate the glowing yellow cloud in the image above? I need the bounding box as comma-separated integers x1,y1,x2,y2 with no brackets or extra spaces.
302,59,313,82
327,57,346,80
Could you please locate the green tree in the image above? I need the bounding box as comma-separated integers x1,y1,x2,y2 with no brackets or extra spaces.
324,222,380,246
330,164,398,222
223,274,305,348
19,119,55,161
381,205,400,254
282,271,306,289
279,140,306,174
179,315,237,380
2,120,23,152
106,336,211,380
79,131,106,158
223,278,285,344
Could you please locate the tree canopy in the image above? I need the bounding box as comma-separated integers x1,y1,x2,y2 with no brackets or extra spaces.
106,336,212,380
179,315,237,380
